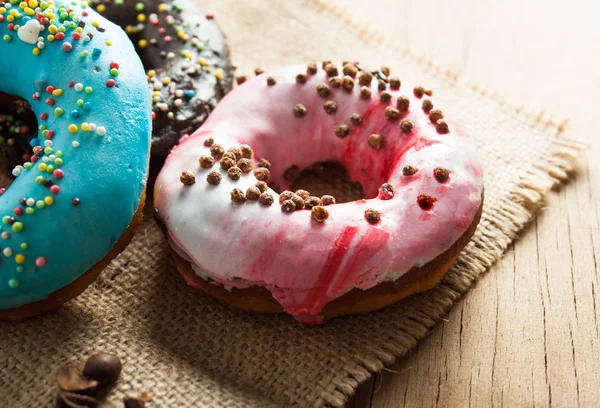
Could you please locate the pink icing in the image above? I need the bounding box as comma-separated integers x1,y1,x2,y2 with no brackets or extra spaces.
154,64,484,323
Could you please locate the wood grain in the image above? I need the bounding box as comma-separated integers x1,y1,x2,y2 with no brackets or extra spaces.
344,0,600,406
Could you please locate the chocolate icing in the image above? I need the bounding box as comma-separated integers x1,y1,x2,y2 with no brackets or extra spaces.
92,0,234,160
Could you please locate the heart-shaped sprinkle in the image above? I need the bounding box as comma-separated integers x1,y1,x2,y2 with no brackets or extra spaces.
17,19,41,45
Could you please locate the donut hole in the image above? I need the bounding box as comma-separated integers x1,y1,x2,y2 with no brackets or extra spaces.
288,162,366,204
0,93,38,191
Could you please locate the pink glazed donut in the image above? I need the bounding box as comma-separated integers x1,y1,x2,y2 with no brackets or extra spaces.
154,61,484,323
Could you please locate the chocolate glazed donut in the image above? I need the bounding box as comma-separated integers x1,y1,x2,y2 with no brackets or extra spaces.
92,0,234,162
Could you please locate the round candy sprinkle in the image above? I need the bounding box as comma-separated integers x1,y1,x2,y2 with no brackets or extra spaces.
8,278,20,288
35,256,46,267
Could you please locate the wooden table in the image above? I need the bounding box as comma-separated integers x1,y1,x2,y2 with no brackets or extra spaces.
348,0,599,406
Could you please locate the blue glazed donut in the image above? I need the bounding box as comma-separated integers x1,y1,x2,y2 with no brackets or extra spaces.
0,0,151,318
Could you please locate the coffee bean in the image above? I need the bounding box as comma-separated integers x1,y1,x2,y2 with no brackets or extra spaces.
57,391,99,408
83,353,122,385
55,366,99,394
123,397,146,408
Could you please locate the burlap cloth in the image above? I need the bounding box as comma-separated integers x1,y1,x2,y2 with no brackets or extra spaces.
0,0,586,406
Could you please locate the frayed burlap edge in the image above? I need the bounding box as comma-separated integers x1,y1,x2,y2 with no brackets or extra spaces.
302,0,587,406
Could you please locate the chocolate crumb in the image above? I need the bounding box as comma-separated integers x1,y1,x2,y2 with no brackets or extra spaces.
258,158,272,169
324,63,339,77
296,73,307,84
329,77,341,88
307,63,318,75
359,86,372,99
294,104,308,117
380,66,390,76
436,119,449,134
237,158,253,173
279,190,294,204
254,68,264,76
343,63,358,78
321,60,332,69
227,166,242,180
414,86,432,98
434,167,450,183
295,189,311,200
240,144,254,159
429,109,444,123
199,155,214,169
230,188,246,203
259,193,274,206
341,76,355,92
324,100,338,114
236,75,247,85
246,186,261,201
180,171,195,186
267,76,277,86
254,167,270,181
389,77,401,90
385,106,400,121
334,124,350,138
417,194,436,210
365,208,381,224
283,165,300,181
291,194,305,210
317,83,331,98
368,134,382,150
396,95,410,111
378,79,387,91
255,181,268,193
206,171,222,185
359,71,373,86
379,183,394,200
311,206,329,223
305,196,322,208
350,113,362,126
203,137,214,147
321,195,336,206
422,99,433,113
400,119,413,134
210,144,224,158
223,152,237,161
402,165,418,176
227,147,242,161
281,199,296,213
380,91,392,103
219,156,236,170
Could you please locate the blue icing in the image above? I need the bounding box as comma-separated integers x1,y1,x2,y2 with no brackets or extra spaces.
0,0,151,309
